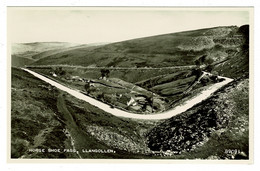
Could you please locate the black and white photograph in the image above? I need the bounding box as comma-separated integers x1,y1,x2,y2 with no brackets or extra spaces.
7,7,253,161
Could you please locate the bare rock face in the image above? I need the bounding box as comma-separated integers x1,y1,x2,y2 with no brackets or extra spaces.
177,36,215,51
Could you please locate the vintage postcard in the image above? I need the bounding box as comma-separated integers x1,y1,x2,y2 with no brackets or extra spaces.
7,7,253,163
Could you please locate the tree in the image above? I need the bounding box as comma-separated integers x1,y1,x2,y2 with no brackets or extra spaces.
97,92,105,101
55,67,66,76
84,82,90,93
100,69,110,79
194,54,214,72
205,64,214,72
191,68,202,79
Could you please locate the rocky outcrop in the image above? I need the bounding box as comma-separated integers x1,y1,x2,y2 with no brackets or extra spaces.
86,125,151,154
146,79,249,157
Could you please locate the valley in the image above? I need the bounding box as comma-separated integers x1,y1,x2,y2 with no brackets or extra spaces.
11,25,250,159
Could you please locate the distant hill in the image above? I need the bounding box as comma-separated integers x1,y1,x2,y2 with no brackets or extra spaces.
11,42,80,67
11,42,109,67
30,26,246,69
30,44,106,60
13,25,249,79
11,42,81,55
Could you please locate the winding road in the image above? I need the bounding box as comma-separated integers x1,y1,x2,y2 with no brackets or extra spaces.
22,68,233,120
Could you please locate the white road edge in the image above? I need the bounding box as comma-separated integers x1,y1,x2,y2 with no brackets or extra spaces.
22,68,233,120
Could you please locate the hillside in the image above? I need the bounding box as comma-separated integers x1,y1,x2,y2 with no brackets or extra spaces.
146,79,249,159
11,42,110,67
11,67,157,158
213,25,249,79
11,42,80,67
30,26,246,69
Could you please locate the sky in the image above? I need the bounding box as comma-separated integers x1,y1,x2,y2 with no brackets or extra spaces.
7,7,250,44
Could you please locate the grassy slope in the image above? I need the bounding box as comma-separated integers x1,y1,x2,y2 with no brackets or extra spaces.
12,42,80,55
213,44,249,80
11,55,35,67
11,42,83,67
31,45,99,60
62,67,191,84
11,67,74,158
30,66,213,114
31,26,241,67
